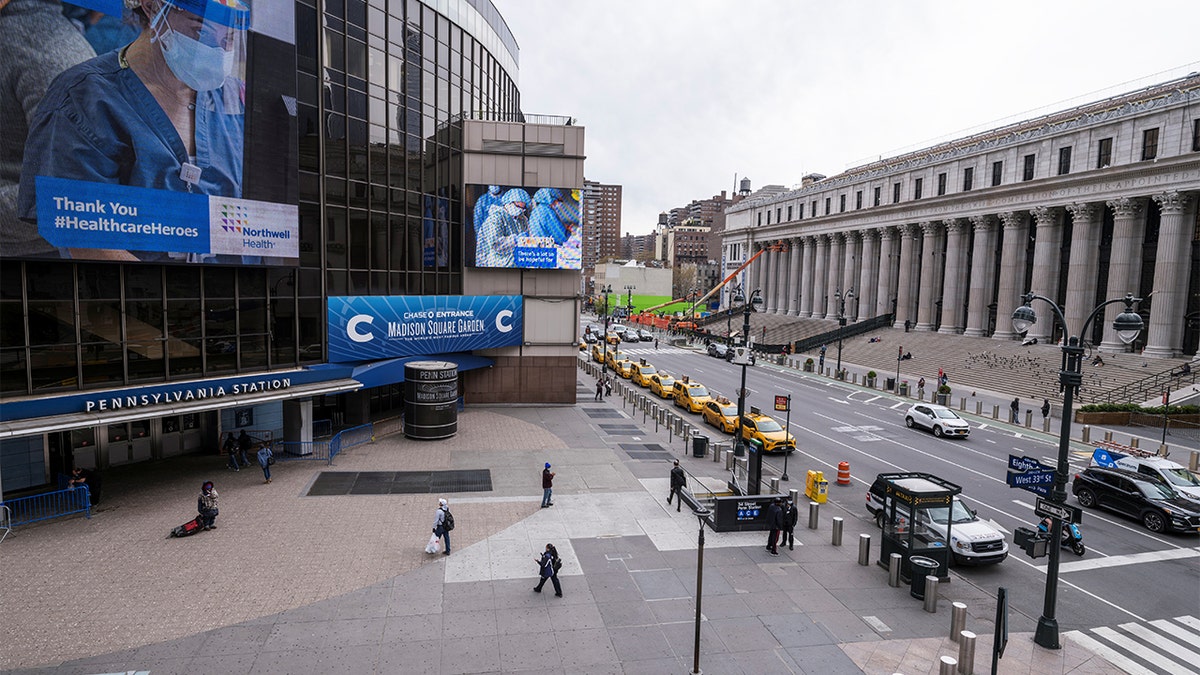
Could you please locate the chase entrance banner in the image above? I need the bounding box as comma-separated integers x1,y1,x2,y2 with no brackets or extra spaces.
327,296,523,362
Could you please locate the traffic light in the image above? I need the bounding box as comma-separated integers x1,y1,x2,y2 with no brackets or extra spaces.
1013,526,1049,559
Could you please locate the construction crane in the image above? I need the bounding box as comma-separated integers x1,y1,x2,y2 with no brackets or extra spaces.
633,244,771,322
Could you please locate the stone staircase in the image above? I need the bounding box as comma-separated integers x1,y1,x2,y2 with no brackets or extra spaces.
788,324,1191,406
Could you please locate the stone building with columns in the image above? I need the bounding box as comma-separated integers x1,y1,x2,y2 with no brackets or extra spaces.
722,73,1200,357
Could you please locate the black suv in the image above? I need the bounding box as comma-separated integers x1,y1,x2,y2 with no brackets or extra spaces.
1072,467,1200,534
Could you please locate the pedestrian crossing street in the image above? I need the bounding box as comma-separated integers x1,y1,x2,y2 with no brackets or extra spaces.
1066,615,1200,675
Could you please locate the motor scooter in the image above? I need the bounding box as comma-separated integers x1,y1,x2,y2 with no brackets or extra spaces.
1037,517,1084,556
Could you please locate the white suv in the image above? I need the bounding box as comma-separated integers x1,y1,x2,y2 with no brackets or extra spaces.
866,477,1007,565
905,403,970,438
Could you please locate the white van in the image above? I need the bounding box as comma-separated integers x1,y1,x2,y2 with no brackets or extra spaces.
866,474,1008,565
1091,449,1200,504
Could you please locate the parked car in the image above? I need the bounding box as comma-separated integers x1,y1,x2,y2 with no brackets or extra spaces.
613,359,635,379
631,361,657,388
673,379,713,413
591,344,606,363
904,404,970,438
707,343,729,359
649,373,676,398
638,329,654,342
1072,467,1200,533
865,474,1008,565
1091,450,1200,505
701,398,739,433
739,409,795,454
623,330,641,343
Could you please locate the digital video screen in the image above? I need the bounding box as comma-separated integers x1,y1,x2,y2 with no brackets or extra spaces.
466,184,582,270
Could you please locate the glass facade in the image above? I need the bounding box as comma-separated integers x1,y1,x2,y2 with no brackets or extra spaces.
0,0,521,398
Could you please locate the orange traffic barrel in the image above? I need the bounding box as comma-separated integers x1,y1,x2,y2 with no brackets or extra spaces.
837,461,851,485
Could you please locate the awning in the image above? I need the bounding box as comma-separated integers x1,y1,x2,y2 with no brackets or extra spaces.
0,378,362,439
313,353,494,390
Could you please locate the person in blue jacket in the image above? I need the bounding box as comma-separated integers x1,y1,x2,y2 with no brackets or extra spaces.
472,185,503,229
476,188,529,267
528,187,570,244
17,0,250,261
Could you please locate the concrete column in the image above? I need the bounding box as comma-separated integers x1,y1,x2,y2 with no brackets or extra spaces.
827,233,845,317
1144,192,1195,357
859,229,879,320
1063,202,1102,337
776,243,791,315
877,227,897,317
812,235,829,319
1027,206,1064,342
753,243,765,298
939,218,968,334
993,211,1030,341
1100,197,1147,352
892,224,919,329
761,246,774,312
788,237,803,315
915,222,942,331
801,236,817,317
847,231,863,320
964,215,998,337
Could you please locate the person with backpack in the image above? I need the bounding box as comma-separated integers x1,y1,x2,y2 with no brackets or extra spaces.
541,462,556,508
533,543,562,596
198,481,219,531
433,498,453,555
223,432,240,471
256,442,274,484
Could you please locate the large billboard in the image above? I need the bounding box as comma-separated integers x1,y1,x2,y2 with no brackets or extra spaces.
466,184,582,270
327,295,524,362
3,0,298,264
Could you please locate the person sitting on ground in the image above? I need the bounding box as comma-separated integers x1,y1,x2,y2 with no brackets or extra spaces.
1175,362,1192,376
900,351,913,361
1091,354,1105,367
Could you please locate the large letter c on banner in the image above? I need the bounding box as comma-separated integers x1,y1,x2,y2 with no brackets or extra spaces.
347,314,374,342
495,309,514,333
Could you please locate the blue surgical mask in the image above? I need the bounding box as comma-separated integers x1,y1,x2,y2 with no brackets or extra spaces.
153,6,233,91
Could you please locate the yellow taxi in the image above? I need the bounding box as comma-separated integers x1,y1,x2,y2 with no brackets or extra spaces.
740,407,796,454
701,397,739,433
631,360,657,388
605,332,621,345
592,343,606,363
648,372,676,398
673,378,713,413
613,359,635,379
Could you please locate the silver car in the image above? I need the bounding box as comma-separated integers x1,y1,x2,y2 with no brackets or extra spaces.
904,404,970,438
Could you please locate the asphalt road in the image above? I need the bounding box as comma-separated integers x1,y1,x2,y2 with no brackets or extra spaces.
585,330,1200,640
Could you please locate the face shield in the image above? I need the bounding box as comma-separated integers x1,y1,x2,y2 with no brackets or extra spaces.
149,0,250,94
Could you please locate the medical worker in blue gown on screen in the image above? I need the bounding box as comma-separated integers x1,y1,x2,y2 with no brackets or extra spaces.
476,188,529,267
473,185,503,231
17,0,250,261
529,188,571,245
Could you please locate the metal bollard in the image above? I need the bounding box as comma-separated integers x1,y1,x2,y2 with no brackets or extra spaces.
1190,451,1199,472
1043,417,1051,433
1103,430,1113,442
831,517,843,546
924,576,938,613
959,397,966,411
991,404,999,419
769,477,781,493
858,534,871,565
975,401,982,415
1024,410,1032,428
957,631,976,675
939,655,958,675
1130,436,1139,449
725,451,735,471
789,488,800,504
1081,425,1090,443
808,501,819,529
950,602,967,641
888,553,902,587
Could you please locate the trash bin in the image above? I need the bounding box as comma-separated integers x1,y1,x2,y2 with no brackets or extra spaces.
692,434,709,458
885,377,896,391
909,556,939,599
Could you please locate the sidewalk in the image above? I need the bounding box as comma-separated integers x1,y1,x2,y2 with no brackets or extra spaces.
0,372,1124,674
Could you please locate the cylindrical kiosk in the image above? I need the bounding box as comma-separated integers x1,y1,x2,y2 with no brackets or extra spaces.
404,360,459,440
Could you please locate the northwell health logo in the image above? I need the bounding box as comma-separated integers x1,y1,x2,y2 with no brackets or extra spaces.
209,198,299,256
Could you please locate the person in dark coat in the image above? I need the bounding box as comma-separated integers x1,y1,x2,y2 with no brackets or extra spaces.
1041,398,1051,421
533,543,562,596
766,498,784,556
781,498,799,550
541,463,555,508
1010,397,1021,424
667,460,686,512
67,466,101,506
223,432,241,471
198,481,219,530
236,429,254,467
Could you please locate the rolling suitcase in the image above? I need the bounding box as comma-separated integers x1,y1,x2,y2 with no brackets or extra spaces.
169,515,205,538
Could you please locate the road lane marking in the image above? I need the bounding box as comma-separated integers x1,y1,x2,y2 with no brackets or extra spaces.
1177,616,1200,632
1091,626,1196,675
1121,622,1200,669
1056,547,1200,573
1153,618,1200,645
1063,631,1157,675
865,396,881,403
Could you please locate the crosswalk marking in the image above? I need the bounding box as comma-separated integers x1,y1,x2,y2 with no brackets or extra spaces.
1067,616,1200,675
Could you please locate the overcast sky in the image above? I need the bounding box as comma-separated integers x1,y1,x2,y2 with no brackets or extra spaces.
492,0,1199,236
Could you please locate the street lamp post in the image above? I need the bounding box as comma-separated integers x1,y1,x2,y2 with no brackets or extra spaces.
834,287,855,378
600,284,613,361
733,288,762,457
726,283,738,347
624,284,636,318
690,505,711,675
1011,292,1144,650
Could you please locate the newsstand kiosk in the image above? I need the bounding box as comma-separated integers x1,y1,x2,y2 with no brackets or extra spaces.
875,473,959,583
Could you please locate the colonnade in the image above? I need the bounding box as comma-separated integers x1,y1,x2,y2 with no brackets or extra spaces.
744,191,1195,357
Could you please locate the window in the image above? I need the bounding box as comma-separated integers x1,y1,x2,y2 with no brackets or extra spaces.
936,173,946,196
892,183,900,203
962,167,974,191
787,205,793,221
757,212,762,226
913,177,923,200
1193,120,1199,152
776,208,781,222
855,191,863,209
810,201,817,217
839,195,846,212
766,211,770,225
1141,128,1159,160
1022,154,1035,181
1096,137,1112,168
1057,147,1072,175
824,197,831,215
873,186,881,206
991,161,1003,187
